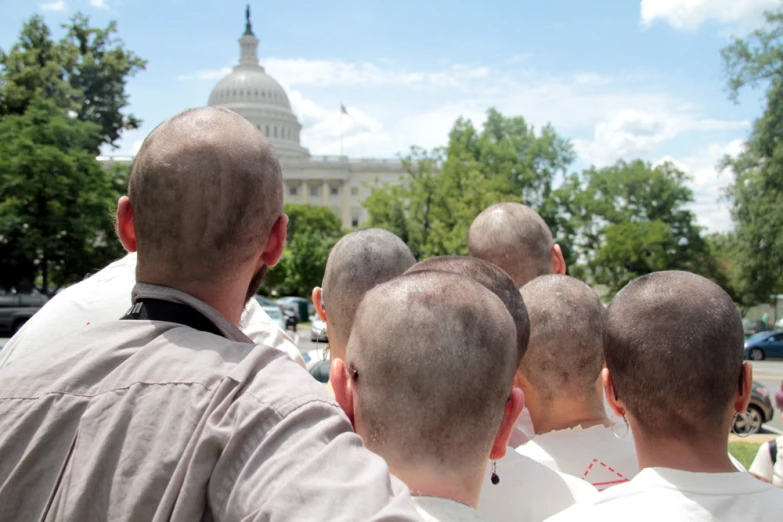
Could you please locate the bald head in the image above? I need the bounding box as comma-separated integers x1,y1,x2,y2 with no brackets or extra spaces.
468,202,555,287
346,271,517,473
321,228,416,351
520,275,604,402
604,271,744,440
406,256,530,366
128,107,283,285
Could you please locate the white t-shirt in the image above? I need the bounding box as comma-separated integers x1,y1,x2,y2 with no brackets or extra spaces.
0,254,304,369
749,437,783,486
413,496,489,522
545,467,783,522
516,424,639,490
478,447,598,522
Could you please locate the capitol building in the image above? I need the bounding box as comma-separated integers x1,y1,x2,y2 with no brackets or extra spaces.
100,10,406,229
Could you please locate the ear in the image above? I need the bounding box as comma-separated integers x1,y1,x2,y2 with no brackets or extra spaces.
735,361,753,414
602,367,627,418
331,358,354,426
261,214,288,268
551,244,566,275
116,196,137,253
312,287,328,322
489,387,524,460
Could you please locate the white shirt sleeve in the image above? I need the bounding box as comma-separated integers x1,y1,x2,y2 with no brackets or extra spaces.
749,441,774,482
240,298,306,368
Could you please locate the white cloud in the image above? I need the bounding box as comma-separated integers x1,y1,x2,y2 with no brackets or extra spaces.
131,140,143,154
654,139,745,231
177,67,232,81
573,109,748,167
90,0,109,9
640,0,779,31
40,0,66,11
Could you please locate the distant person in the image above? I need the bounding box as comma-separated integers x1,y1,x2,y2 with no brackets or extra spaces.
749,382,783,486
468,202,566,288
548,271,783,522
515,275,638,489
312,228,416,395
762,312,770,330
331,271,522,521
468,202,567,444
0,253,304,369
0,107,420,521
406,257,597,522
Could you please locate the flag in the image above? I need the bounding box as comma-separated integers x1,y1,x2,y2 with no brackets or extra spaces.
341,104,350,116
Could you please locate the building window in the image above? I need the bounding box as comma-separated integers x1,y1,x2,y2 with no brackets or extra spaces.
262,91,266,97
310,186,318,197
351,217,359,228
330,186,339,196
274,126,278,138
265,125,270,136
351,187,359,196
254,89,259,97
239,89,244,96
289,186,297,196
233,90,237,96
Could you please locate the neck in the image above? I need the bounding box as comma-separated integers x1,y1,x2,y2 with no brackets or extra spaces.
388,461,482,509
631,421,737,473
529,391,609,435
136,272,246,326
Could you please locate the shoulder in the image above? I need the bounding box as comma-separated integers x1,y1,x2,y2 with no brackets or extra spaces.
414,497,489,522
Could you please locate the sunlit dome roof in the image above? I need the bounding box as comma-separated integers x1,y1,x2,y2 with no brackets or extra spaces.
207,7,308,158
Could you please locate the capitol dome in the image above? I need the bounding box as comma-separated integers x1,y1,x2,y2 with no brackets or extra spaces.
208,9,309,158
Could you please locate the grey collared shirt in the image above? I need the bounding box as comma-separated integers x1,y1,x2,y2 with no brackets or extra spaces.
0,283,420,522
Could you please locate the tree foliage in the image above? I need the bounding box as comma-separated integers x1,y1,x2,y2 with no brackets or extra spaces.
0,14,146,150
562,160,715,296
365,109,575,262
0,15,142,293
261,204,343,297
721,7,783,303
0,98,123,293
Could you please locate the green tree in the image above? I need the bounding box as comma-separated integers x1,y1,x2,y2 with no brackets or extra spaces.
0,98,121,293
0,15,143,294
261,204,343,297
0,14,146,150
565,160,713,296
720,8,783,303
365,109,574,261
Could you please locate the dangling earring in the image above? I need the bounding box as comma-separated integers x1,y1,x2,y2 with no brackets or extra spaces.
612,414,629,439
490,461,500,485
731,411,752,438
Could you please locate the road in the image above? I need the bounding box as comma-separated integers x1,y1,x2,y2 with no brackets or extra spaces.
750,360,783,434
3,333,783,433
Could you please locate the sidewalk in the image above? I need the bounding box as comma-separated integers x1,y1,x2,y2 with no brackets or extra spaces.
729,433,778,444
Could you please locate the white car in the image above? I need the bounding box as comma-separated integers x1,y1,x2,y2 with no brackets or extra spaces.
311,316,328,342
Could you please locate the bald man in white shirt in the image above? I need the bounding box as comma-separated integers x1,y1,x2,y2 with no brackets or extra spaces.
547,271,783,522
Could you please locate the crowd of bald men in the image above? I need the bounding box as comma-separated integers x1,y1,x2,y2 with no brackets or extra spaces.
0,106,781,522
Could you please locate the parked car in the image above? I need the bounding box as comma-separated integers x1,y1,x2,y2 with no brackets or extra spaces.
280,308,299,330
302,349,330,384
276,297,314,323
743,319,766,338
0,291,48,335
744,330,783,361
732,380,775,435
254,296,287,332
311,316,328,342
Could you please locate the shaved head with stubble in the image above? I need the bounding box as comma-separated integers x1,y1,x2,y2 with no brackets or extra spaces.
468,202,565,287
126,106,284,300
332,271,522,505
313,228,416,360
405,256,530,366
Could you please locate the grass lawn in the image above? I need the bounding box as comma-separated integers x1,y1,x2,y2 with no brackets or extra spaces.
729,441,761,469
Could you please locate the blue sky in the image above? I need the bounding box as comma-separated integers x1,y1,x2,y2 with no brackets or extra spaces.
2,0,781,231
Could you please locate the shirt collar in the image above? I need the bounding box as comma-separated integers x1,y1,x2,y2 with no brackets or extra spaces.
131,283,252,344
636,467,771,495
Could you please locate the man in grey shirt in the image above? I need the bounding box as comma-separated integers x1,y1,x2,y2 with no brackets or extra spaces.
0,107,420,521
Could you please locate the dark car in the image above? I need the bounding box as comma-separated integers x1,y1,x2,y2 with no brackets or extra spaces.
732,380,775,435
744,330,783,361
0,291,48,335
276,297,313,323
